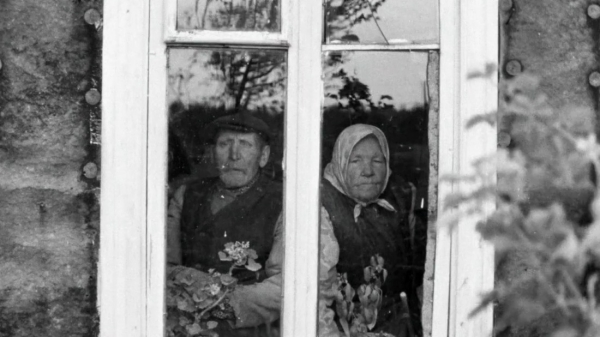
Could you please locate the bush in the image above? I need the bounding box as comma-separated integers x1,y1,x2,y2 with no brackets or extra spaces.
440,73,600,337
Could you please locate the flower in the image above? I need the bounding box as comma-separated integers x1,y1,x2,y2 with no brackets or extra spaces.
219,241,262,273
220,241,251,265
364,254,387,288
208,283,221,296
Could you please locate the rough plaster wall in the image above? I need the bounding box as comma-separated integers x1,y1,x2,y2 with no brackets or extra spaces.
0,0,101,336
498,0,598,336
502,0,598,113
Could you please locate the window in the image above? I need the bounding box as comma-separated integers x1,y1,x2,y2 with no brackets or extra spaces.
99,0,499,336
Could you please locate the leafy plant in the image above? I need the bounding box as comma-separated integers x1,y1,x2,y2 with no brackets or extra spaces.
166,241,262,337
218,241,262,276
439,72,600,337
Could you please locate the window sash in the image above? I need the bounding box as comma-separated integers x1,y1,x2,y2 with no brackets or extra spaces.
280,0,322,334
164,0,291,45
99,0,498,337
322,43,440,51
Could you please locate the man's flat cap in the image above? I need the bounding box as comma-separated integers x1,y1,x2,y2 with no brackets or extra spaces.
205,112,271,143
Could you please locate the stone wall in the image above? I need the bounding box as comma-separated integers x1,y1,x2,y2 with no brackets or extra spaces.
501,0,598,114
497,1,599,336
0,0,102,336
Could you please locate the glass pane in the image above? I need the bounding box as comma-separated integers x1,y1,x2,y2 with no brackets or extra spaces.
177,0,280,32
166,47,286,337
319,51,434,337
324,0,439,44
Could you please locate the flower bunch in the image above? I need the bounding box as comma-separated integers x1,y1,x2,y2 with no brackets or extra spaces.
218,241,262,275
357,255,386,331
335,255,388,336
355,284,382,331
335,273,356,334
166,242,262,337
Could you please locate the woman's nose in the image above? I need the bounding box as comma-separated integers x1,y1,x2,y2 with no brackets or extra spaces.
361,163,374,176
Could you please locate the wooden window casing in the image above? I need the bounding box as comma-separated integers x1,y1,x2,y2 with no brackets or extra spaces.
99,0,498,336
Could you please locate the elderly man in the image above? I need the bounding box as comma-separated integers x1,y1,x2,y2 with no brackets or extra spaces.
167,112,284,334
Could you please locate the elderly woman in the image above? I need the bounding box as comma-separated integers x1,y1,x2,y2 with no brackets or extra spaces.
318,124,421,337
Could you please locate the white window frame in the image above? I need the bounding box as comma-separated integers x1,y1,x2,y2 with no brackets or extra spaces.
163,0,290,45
99,0,498,336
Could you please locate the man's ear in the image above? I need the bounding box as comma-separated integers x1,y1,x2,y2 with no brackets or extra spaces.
259,145,271,168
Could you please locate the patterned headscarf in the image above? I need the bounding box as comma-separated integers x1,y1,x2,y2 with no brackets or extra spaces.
323,124,396,221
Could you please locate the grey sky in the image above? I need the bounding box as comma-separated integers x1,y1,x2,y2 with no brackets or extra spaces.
328,0,439,44
323,51,429,110
178,0,439,43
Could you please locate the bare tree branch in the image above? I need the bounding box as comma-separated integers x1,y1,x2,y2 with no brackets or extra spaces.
235,59,254,108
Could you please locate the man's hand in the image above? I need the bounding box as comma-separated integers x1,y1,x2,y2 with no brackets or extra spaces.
167,265,212,286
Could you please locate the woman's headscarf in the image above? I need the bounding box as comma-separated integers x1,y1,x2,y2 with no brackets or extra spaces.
324,124,395,221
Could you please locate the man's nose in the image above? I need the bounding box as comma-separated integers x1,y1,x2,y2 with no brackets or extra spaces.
229,142,241,160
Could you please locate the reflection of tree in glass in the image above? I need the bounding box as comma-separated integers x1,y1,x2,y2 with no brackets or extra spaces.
324,52,383,122
169,49,286,114
168,49,286,183
322,51,429,200
325,0,388,43
178,0,280,31
322,53,430,335
206,50,286,110
338,71,373,110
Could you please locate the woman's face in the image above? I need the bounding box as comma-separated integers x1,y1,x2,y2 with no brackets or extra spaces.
346,136,387,202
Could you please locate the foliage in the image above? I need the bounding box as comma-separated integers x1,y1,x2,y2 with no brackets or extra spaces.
166,242,262,337
323,52,384,116
204,50,286,111
218,241,262,275
325,0,387,42
439,72,600,336
168,49,286,114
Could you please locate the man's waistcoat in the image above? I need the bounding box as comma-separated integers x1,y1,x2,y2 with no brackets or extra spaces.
180,174,282,284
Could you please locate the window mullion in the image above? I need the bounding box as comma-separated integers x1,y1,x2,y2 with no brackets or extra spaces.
148,0,169,335
441,0,498,337
100,1,151,336
431,0,459,335
282,0,323,336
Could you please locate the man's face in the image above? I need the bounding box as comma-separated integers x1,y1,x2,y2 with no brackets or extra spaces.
214,130,270,188
346,136,387,203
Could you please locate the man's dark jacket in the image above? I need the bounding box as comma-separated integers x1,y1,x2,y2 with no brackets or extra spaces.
180,174,282,284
